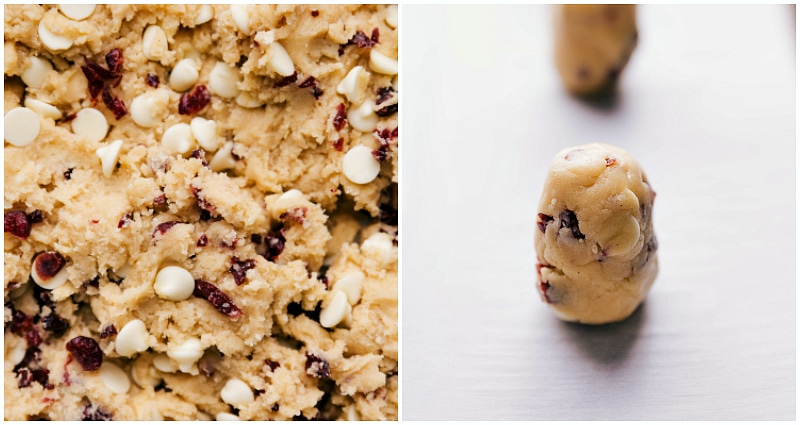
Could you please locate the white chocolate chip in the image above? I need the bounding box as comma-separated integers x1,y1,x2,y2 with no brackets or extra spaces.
216,412,241,421
142,25,169,62
7,340,27,365
167,338,204,374
209,141,237,172
24,98,62,120
385,5,398,29
230,5,252,35
278,189,304,202
58,4,95,21
362,232,396,266
130,90,168,128
161,123,196,156
253,30,275,46
21,56,53,88
190,117,219,151
154,265,195,302
31,253,69,290
114,263,131,279
320,290,350,329
346,100,379,132
98,362,131,394
96,139,123,177
333,272,364,306
193,5,214,26
38,20,73,51
342,145,380,185
209,62,241,98
369,50,398,76
220,378,254,407
4,107,41,147
169,58,200,92
265,41,295,77
336,66,366,103
72,108,108,143
152,353,179,373
115,319,150,357
235,91,264,109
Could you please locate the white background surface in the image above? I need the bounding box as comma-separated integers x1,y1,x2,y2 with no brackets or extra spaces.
402,4,795,420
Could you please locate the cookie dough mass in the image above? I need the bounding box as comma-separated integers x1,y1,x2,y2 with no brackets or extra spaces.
4,4,398,421
534,143,658,325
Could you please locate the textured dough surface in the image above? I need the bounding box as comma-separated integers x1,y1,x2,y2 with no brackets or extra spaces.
534,143,658,325
554,4,638,97
4,4,397,421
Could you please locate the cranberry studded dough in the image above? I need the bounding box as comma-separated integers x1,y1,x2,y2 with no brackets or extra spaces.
4,5,398,421
534,143,658,325
554,4,638,97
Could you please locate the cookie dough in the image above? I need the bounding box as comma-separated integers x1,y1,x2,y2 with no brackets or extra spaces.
4,4,398,421
534,143,658,325
554,4,638,97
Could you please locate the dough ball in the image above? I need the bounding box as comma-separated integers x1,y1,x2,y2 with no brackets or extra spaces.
554,5,638,97
534,143,658,324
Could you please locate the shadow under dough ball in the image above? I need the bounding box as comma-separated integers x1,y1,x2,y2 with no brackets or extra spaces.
534,143,658,325
554,5,638,97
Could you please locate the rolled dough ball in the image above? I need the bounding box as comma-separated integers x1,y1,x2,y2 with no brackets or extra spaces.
534,143,658,324
554,5,638,97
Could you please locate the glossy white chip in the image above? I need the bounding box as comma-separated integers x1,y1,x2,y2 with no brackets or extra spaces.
342,145,380,185
385,5,398,29
362,232,396,266
209,142,237,172
154,265,195,301
4,107,41,147
190,117,219,152
24,98,62,120
216,412,241,421
141,25,168,62
72,108,108,143
31,253,69,290
96,139,123,177
161,123,196,156
346,100,378,132
266,41,295,77
21,56,53,88
167,337,203,374
336,66,366,103
209,62,241,98
333,271,365,306
115,319,150,357
220,378,254,407
8,341,27,365
152,353,179,373
169,58,200,92
58,4,95,20
130,90,167,128
235,91,264,109
320,290,350,329
230,5,252,35
193,5,214,26
99,362,131,394
38,20,73,51
369,50,398,76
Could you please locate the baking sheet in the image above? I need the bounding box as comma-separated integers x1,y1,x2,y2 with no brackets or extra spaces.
401,4,796,420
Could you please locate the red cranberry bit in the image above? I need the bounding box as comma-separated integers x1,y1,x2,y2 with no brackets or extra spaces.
190,149,209,167
279,206,307,225
558,209,584,239
274,71,298,88
348,30,377,48
179,85,211,115
332,138,344,152
80,62,111,98
13,346,42,372
151,221,179,239
145,73,160,88
265,359,280,372
372,145,390,162
102,86,128,119
371,27,380,44
605,156,616,166
376,86,396,105
64,167,75,180
5,210,31,238
539,280,552,303
373,127,398,145
311,86,324,99
153,193,168,210
66,336,103,371
311,10,319,17
197,234,209,247
229,256,256,286
375,86,399,118
35,252,67,282
99,324,118,339
333,103,347,131
537,213,553,233
8,303,42,347
42,313,70,338
263,226,286,262
82,404,113,421
376,103,398,117
105,48,124,75
16,368,33,388
190,185,217,214
117,211,133,229
304,352,330,379
298,76,317,88
193,279,243,320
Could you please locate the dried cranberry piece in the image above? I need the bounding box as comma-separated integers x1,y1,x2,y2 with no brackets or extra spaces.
265,359,281,372
35,252,67,283
102,86,128,120
274,71,298,88
66,336,103,371
310,10,319,17
82,404,113,421
263,225,286,262
104,48,124,76
347,30,378,49
333,103,347,131
373,127,398,145
304,352,330,379
537,213,553,233
298,76,317,88
99,324,117,339
8,305,42,347
376,86,395,105
5,210,31,238
13,346,42,372
371,28,380,44
190,185,217,214
193,279,243,320
311,86,324,99
42,313,70,338
229,257,256,286
153,193,168,210
117,212,133,229
152,221,179,239
559,210,584,239
332,138,344,152
32,368,53,389
197,234,209,247
16,368,33,388
178,85,211,115
372,145,390,162
81,62,112,97
145,73,160,88
190,149,209,167
279,207,307,225
376,103,398,117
